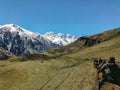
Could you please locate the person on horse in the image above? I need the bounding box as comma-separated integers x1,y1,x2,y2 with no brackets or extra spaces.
107,57,120,86
93,59,99,69
97,58,108,90
97,57,120,90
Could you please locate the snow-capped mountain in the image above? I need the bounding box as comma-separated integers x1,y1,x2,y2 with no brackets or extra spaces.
0,24,77,56
43,32,77,46
0,24,59,56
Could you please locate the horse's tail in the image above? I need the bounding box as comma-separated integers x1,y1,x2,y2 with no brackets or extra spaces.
100,82,120,90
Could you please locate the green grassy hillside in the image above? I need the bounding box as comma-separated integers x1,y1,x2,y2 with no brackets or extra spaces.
1,28,120,90
69,37,120,62
0,58,97,90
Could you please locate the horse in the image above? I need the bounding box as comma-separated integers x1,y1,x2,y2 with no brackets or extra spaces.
100,83,120,90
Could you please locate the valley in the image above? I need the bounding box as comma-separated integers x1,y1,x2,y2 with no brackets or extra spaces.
1,27,120,90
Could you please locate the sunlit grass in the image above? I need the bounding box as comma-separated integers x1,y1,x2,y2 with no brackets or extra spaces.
0,58,97,90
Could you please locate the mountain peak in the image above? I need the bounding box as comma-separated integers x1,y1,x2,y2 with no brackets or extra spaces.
0,24,34,36
0,24,21,30
44,32,54,35
3,24,19,27
43,32,77,46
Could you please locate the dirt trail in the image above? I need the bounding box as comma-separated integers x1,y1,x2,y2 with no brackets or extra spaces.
76,62,98,90
0,59,98,90
54,69,73,90
37,61,98,90
38,71,59,90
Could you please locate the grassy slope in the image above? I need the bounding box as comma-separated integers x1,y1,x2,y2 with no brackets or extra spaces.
69,37,120,62
1,28,120,90
0,58,97,90
47,28,120,57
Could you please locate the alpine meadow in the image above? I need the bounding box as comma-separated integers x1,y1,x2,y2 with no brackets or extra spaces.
1,0,120,90
0,27,120,90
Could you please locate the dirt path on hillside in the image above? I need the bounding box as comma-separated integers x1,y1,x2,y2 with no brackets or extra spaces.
37,61,98,90
75,62,98,90
37,68,73,90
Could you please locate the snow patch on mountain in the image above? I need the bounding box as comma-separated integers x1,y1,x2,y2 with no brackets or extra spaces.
0,24,33,37
43,32,77,46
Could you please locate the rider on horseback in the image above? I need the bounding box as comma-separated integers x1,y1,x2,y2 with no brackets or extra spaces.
94,57,120,90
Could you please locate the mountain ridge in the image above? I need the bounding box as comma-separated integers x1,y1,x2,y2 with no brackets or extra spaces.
0,24,77,56
43,32,77,46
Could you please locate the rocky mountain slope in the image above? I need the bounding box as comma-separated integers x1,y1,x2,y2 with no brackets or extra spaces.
0,48,13,60
0,24,77,56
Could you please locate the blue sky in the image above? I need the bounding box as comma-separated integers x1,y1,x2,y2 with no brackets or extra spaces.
0,0,120,36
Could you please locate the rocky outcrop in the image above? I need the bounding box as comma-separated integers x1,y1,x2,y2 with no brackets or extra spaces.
78,36,104,47
0,48,13,60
